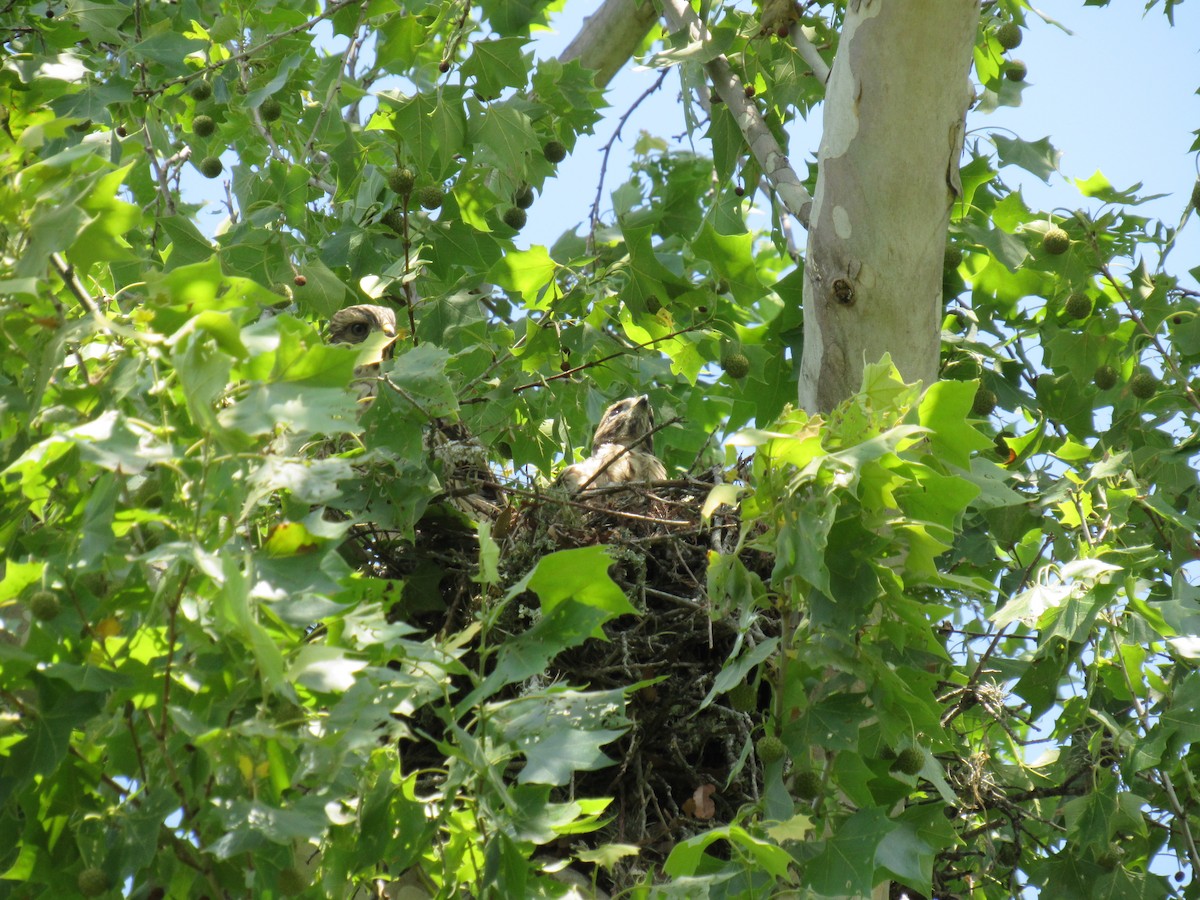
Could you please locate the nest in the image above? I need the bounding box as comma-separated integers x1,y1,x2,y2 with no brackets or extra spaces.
339,472,776,895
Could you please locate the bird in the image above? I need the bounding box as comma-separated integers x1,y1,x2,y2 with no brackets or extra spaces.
559,395,667,492
325,303,501,520
326,304,398,401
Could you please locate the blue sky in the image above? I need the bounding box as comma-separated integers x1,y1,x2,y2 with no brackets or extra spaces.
527,2,1199,286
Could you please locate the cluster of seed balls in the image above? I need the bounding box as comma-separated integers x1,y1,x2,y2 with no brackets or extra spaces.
751,730,924,802
994,20,1027,83
188,79,285,179
375,140,564,234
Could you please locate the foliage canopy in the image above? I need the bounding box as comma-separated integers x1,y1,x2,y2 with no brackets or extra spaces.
2,0,1200,897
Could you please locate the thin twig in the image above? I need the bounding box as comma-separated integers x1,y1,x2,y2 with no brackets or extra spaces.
50,253,101,317
589,70,669,239
500,319,712,397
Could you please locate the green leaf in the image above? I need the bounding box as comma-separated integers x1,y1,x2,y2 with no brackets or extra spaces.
493,687,630,785
386,344,457,418
875,820,934,896
489,244,559,305
805,808,891,896
664,825,793,879
462,38,531,96
526,545,637,618
473,104,539,175
0,674,104,808
919,381,995,468
991,134,1062,181
1063,779,1117,852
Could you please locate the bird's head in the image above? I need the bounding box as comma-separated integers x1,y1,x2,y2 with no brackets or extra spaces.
327,305,398,354
591,395,656,451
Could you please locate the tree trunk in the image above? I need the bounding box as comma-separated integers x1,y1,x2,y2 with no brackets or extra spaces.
798,0,979,414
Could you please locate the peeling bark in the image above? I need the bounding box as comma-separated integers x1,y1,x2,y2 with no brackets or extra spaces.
798,0,979,413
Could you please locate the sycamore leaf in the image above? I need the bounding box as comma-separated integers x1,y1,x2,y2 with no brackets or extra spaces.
493,687,630,786
805,808,892,897
992,134,1062,181
526,545,637,617
664,825,793,880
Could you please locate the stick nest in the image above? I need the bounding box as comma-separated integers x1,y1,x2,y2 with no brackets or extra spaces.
341,473,776,895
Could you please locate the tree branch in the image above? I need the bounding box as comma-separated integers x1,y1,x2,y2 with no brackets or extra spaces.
659,0,813,227
559,0,660,90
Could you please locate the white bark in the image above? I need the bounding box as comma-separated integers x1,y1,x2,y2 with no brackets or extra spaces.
798,0,979,413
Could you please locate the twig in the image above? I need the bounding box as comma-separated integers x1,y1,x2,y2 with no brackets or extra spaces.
589,70,669,238
50,253,101,317
943,534,1054,729
1093,250,1200,417
459,476,693,527
501,319,712,397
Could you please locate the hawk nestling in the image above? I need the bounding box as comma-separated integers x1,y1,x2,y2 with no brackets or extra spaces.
327,304,399,401
326,303,500,520
559,395,668,492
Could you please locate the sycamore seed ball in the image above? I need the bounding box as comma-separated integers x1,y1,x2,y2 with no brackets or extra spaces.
1005,59,1028,82
260,97,282,122
1042,227,1070,255
192,114,215,137
972,387,997,417
514,183,535,209
543,140,567,163
1093,365,1119,390
415,185,443,210
190,80,212,101
383,207,405,234
756,735,786,764
794,770,821,800
29,589,61,621
387,166,416,195
502,207,527,230
722,352,750,379
198,156,223,179
1130,371,1159,399
996,22,1022,50
893,746,925,776
1064,292,1092,319
77,867,109,897
943,244,963,270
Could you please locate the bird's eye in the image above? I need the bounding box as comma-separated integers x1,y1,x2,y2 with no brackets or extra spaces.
350,322,370,337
